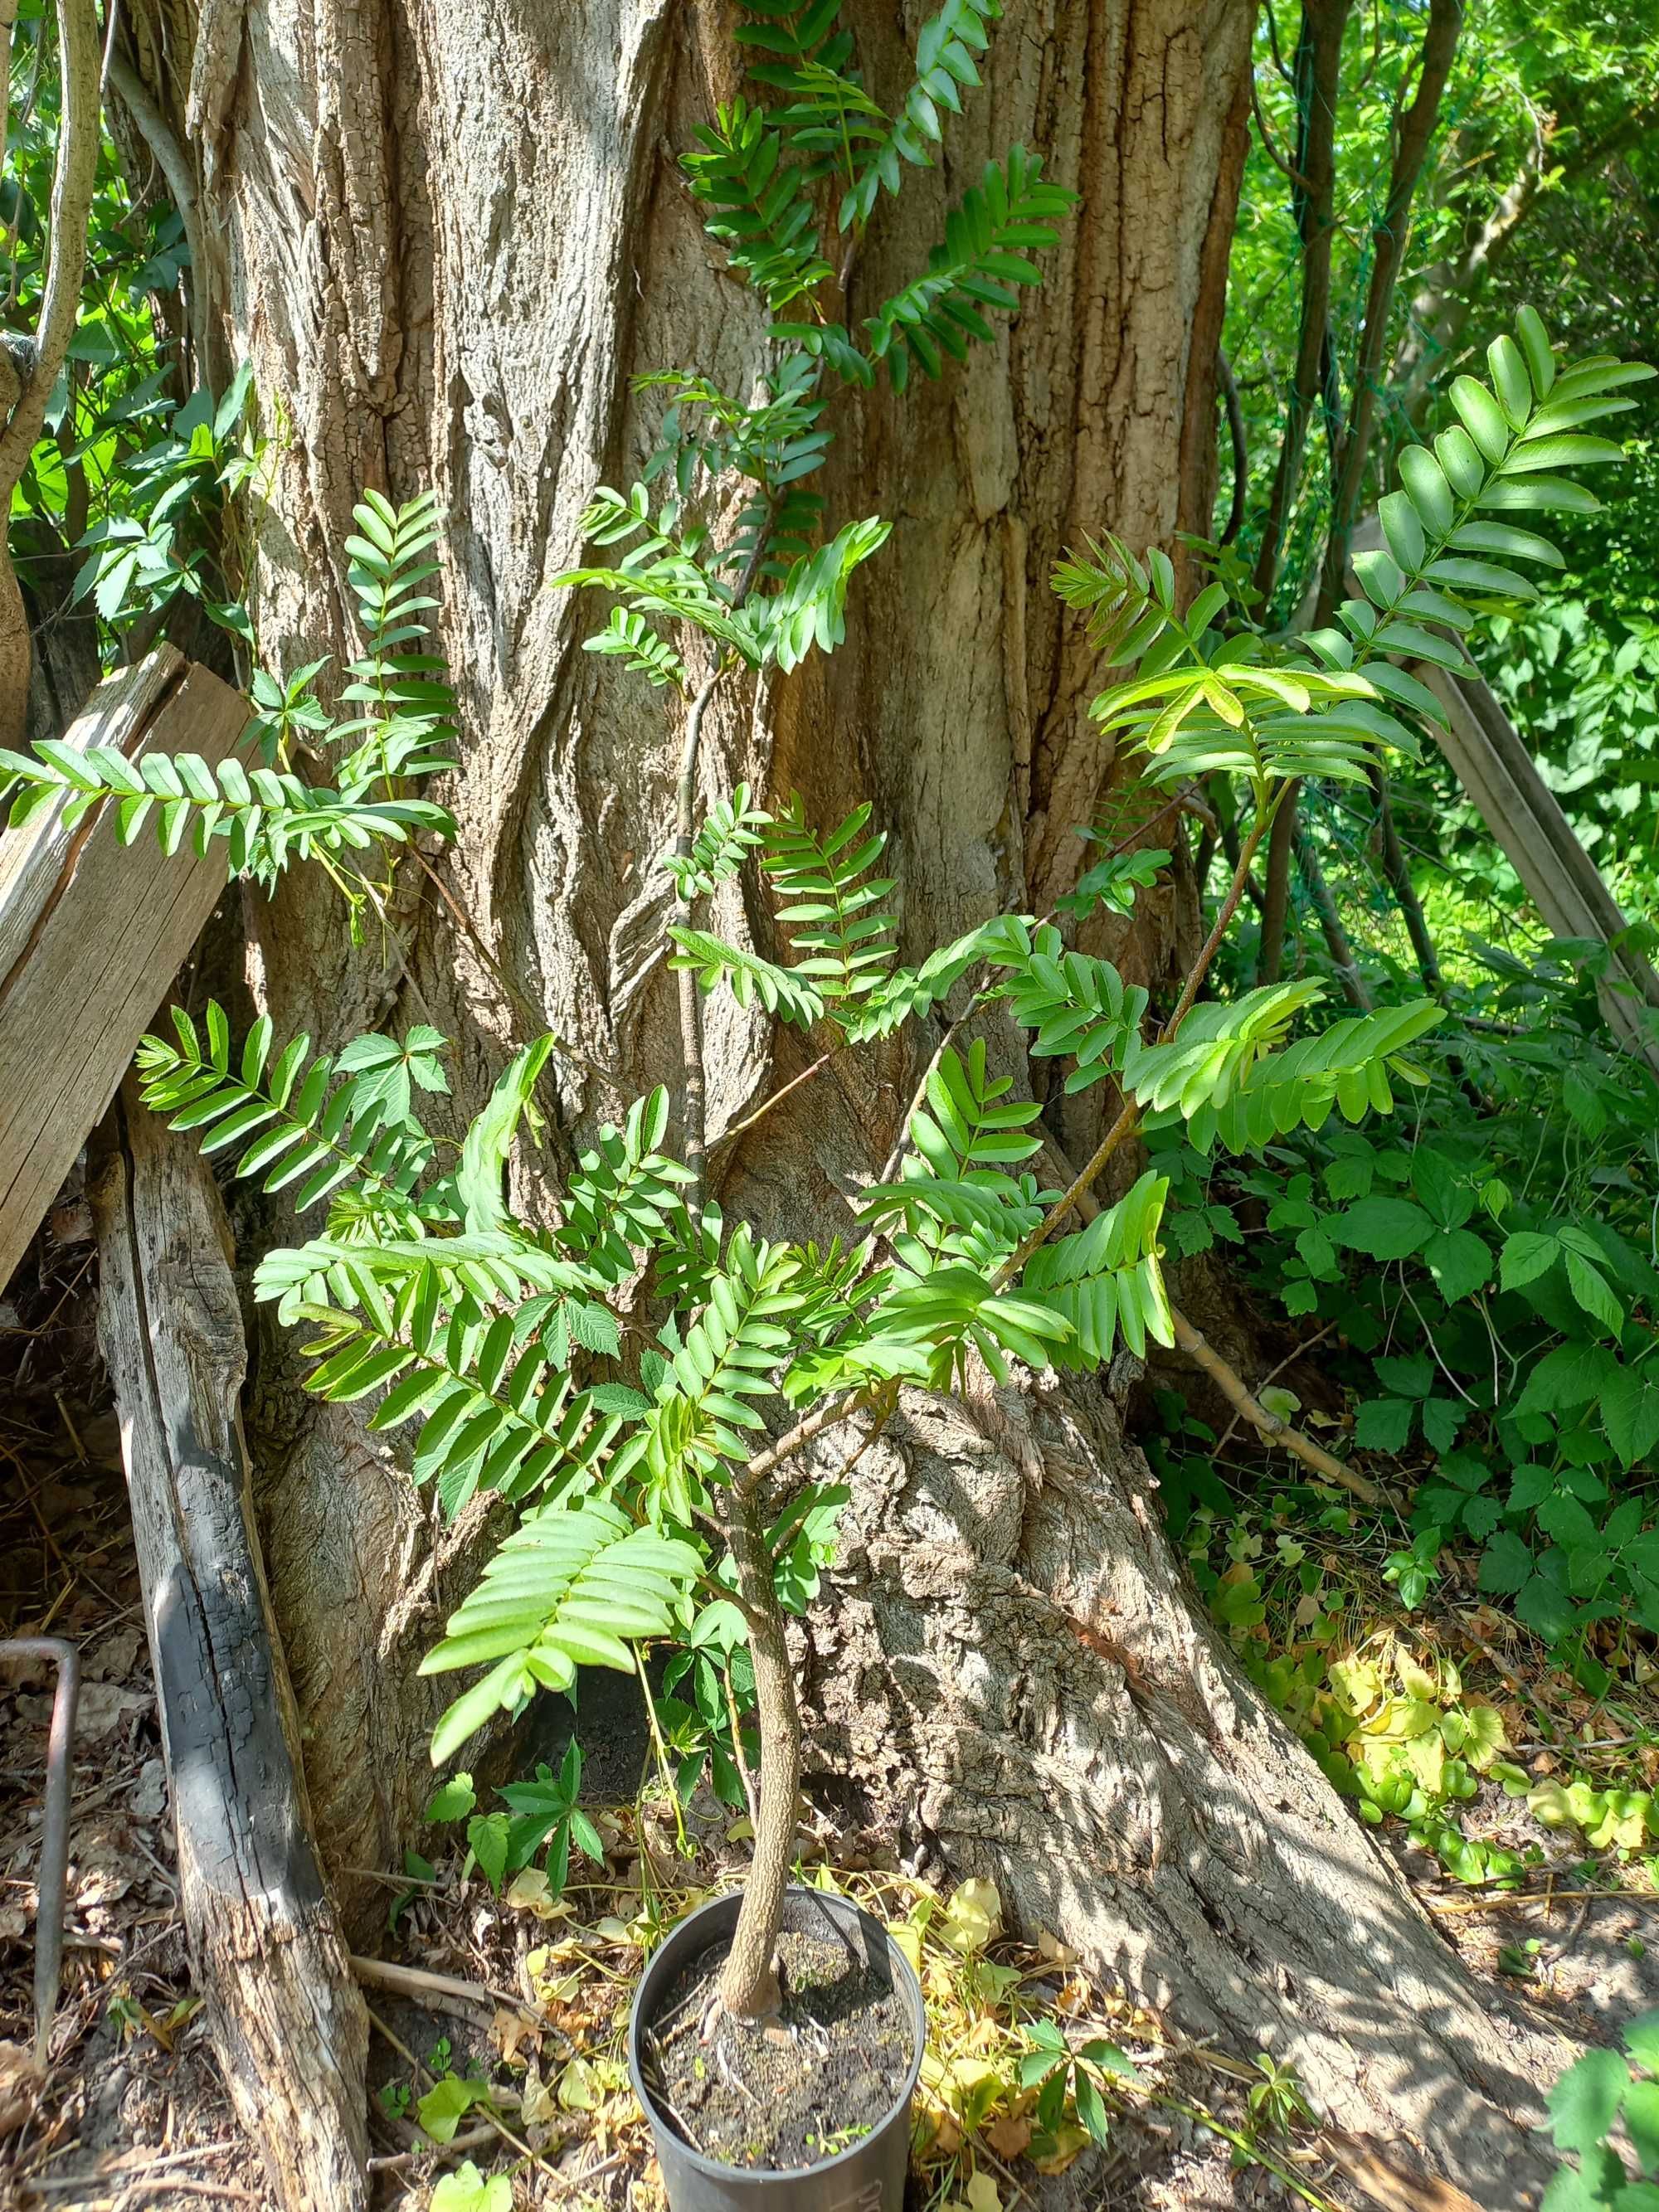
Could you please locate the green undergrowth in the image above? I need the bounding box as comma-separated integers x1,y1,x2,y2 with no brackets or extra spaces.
1151,1386,1659,1894
1151,878,1659,1894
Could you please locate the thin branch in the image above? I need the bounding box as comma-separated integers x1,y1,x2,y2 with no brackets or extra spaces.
997,795,1279,1283
105,50,212,375
1249,75,1313,196
2,14,46,312
1217,347,1248,548
1215,1318,1338,1453
363,2005,562,2183
880,782,1207,1193
670,518,776,1219
405,842,623,1092
1172,1307,1379,1502
1265,0,1461,980
708,1047,834,1159
737,1386,873,1498
1315,0,1462,625
1251,0,1355,613
1374,769,1442,994
1293,816,1371,1009
673,660,726,1215
1393,91,1659,420
0,0,101,501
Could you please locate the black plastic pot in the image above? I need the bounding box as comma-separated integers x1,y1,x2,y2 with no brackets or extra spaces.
628,1884,925,2212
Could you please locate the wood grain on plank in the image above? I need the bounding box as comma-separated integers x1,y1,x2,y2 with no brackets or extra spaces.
0,652,245,1291
0,646,186,984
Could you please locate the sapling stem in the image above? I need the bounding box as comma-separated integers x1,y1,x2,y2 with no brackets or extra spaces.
670,519,776,1218
997,791,1280,1283
717,1480,800,2022
674,663,726,1216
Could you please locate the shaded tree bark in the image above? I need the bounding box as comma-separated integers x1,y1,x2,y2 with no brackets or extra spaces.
1248,0,1353,614
1262,0,1462,982
1313,0,1462,624
115,3,1569,2198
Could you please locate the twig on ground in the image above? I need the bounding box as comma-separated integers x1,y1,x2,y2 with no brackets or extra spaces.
1171,1308,1379,1504
350,1953,523,2018
364,2004,559,2183
365,2122,495,2175
1214,1320,1339,1456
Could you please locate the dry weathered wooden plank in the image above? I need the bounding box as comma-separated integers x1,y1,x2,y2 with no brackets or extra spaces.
0,645,185,980
1335,525,1659,1072
0,655,246,1291
1419,662,1659,1075
93,1085,368,2212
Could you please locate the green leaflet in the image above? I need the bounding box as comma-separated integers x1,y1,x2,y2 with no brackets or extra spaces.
1019,1171,1173,1367
421,1503,703,1764
134,1000,437,1219
1069,315,1652,798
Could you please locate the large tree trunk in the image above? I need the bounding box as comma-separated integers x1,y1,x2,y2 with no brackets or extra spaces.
119,2,1565,2198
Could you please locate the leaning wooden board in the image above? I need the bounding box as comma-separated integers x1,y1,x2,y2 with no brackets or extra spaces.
1417,661,1659,1078
0,649,248,1291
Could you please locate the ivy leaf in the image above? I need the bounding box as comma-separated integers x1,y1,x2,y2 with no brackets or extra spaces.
467,1811,511,1894
1331,1198,1433,1262
1603,1369,1659,1470
418,2075,489,2145
1508,1464,1556,1512
1355,1398,1414,1452
1325,1153,1374,1201
1623,2078,1659,2175
1565,1248,1624,1337
1412,1148,1474,1231
1423,1227,1492,1305
1073,2066,1110,2145
426,1773,476,1824
1537,1495,1599,1549
1374,1352,1433,1398
1501,1230,1560,1290
1515,1571,1578,1643
1420,1398,1463,1455
1624,2010,1659,2073
1478,1531,1535,1597
431,2164,513,2212
1545,2047,1631,2156
1541,2146,1629,2212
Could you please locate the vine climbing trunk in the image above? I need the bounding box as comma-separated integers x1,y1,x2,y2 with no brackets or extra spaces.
114,2,1567,2200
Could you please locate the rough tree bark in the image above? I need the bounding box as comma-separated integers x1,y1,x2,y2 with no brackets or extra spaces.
115,2,1567,2199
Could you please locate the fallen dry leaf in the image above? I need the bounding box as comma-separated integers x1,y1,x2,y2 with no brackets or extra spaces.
0,2042,42,2139
1320,2130,1482,2212
490,2005,537,2066
73,1680,150,1741
504,1867,572,1921
520,2062,559,2127
982,2112,1032,2159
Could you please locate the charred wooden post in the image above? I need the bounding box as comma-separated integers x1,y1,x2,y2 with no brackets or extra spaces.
93,1082,368,2212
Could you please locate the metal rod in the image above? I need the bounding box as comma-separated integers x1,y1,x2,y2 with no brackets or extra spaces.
0,1636,80,2065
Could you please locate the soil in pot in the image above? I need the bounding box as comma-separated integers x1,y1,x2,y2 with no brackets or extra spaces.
644,1922,914,2170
